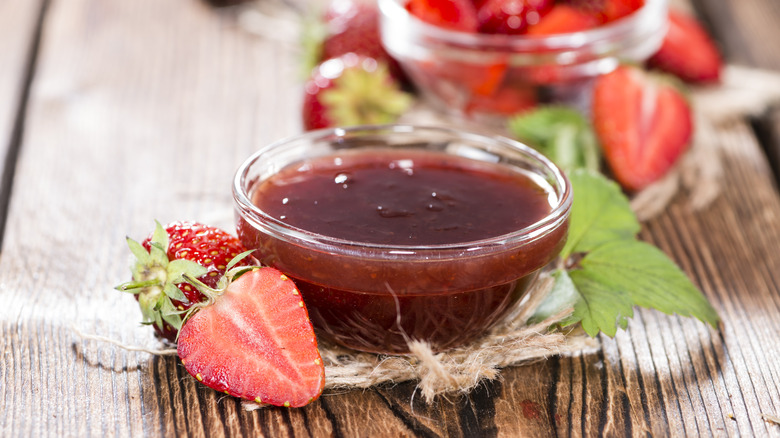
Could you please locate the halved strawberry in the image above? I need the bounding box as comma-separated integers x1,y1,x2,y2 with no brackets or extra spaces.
406,0,479,32
647,10,722,84
117,221,250,341
177,266,325,407
475,0,553,34
526,4,600,35
302,53,412,131
592,65,693,192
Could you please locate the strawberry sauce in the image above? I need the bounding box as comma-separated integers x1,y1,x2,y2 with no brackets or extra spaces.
252,149,552,245
236,148,568,354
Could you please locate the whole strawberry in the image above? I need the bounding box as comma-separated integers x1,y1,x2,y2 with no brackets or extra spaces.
525,4,600,34
406,0,479,31
302,53,412,131
476,0,554,34
317,0,404,80
117,221,251,341
558,0,644,24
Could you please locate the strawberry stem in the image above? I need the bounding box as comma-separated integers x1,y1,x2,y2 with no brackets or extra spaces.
116,279,161,293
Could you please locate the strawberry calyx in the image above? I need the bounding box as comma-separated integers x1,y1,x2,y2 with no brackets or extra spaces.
117,221,256,336
117,221,208,333
300,9,329,76
317,55,412,127
176,253,258,328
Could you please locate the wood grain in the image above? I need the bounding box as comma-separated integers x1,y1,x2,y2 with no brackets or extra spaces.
0,0,46,235
0,0,42,147
692,0,780,70
693,0,780,183
3,0,780,436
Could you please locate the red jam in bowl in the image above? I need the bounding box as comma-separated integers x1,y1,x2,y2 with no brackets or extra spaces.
234,126,571,354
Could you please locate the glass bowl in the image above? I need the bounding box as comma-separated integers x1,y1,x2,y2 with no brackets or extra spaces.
233,125,572,354
378,0,668,122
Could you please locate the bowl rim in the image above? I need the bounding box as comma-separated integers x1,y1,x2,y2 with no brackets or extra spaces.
233,124,572,255
377,0,668,52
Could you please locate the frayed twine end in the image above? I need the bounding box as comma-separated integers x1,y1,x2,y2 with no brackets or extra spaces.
70,324,178,356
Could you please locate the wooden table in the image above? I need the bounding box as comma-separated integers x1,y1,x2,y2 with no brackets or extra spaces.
2,0,780,436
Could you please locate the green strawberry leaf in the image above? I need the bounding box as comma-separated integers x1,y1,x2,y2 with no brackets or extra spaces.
226,250,256,271
529,270,579,325
137,289,161,325
300,7,327,77
508,106,600,173
568,265,635,337
322,63,412,127
151,220,169,251
160,298,183,332
163,282,187,302
529,168,719,337
148,243,168,266
126,237,150,264
560,240,719,337
167,259,208,285
561,170,640,259
147,221,170,266
577,240,719,328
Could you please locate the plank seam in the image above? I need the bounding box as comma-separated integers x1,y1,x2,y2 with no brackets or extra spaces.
0,0,50,250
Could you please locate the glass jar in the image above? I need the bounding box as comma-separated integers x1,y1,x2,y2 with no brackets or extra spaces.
379,0,668,122
233,125,572,353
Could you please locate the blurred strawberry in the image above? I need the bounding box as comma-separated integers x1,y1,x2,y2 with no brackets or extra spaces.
558,0,643,23
302,53,412,131
406,0,479,31
475,0,554,34
464,85,537,116
308,0,404,80
601,0,644,22
647,10,722,84
526,4,600,34
592,65,693,192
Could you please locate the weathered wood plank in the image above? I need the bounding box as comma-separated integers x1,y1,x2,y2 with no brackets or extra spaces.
634,120,780,436
0,0,305,435
0,0,45,235
693,0,780,71
4,0,780,436
693,0,780,184
0,0,42,146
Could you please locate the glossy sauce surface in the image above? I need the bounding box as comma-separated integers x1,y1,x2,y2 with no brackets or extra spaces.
250,149,554,245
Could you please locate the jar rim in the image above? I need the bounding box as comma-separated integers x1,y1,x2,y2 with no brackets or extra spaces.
233,124,572,256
